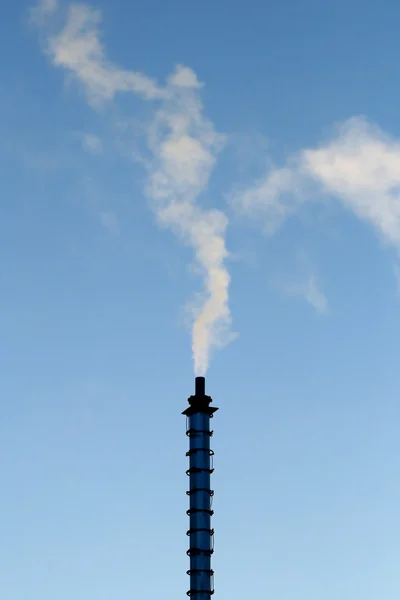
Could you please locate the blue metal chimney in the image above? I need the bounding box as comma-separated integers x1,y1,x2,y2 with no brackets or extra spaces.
183,376,218,598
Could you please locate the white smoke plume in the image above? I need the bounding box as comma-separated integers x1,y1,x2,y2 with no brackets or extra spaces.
32,2,166,104
145,70,235,374
32,1,234,374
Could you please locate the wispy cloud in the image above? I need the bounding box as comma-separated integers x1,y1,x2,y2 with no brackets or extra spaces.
393,264,400,297
80,132,103,154
30,0,58,24
234,117,400,254
99,211,119,235
33,1,234,374
232,163,305,234
282,273,329,315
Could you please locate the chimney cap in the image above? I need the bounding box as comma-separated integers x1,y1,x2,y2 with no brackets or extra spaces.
182,376,218,416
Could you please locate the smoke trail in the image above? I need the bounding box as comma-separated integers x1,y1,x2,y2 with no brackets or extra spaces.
32,1,234,374
145,67,234,375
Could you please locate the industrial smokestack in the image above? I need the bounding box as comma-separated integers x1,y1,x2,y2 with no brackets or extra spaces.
195,376,206,397
183,377,218,598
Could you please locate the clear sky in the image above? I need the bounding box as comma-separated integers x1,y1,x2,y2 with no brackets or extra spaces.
2,1,400,598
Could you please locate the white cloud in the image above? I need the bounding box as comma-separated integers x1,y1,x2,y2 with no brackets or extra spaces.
283,274,329,315
233,164,304,234
234,117,400,254
39,0,58,12
303,118,400,247
81,132,103,154
30,0,58,23
99,211,119,235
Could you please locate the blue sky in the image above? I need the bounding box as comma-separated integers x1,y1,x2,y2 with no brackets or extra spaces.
2,0,400,598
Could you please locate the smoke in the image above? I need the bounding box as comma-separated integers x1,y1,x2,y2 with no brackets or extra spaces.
143,67,235,374
32,1,234,374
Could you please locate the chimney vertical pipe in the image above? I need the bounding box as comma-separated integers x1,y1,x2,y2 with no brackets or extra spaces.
182,378,218,598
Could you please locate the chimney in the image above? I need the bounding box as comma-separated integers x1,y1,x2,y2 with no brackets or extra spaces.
182,377,218,598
